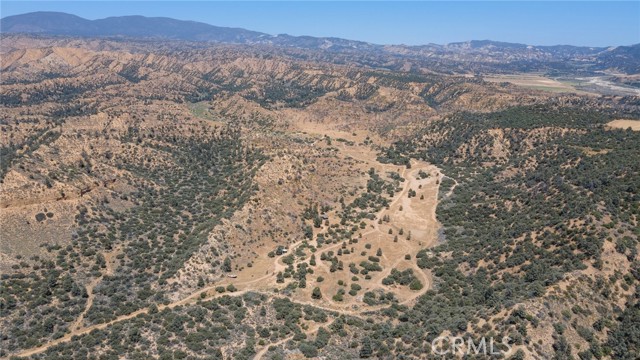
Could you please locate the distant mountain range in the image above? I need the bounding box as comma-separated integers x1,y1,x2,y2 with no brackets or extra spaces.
1,11,268,43
2,11,639,74
0,11,375,49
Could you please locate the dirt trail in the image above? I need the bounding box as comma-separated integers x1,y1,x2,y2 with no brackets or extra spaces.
9,133,458,359
7,289,246,359
364,160,440,307
254,317,336,360
280,158,441,312
10,286,339,360
440,175,459,200
253,335,293,360
69,248,119,331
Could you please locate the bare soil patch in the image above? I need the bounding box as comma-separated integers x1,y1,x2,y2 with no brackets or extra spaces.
606,119,640,131
483,74,591,95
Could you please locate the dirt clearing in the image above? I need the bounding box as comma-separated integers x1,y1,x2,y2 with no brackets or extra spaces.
606,119,640,131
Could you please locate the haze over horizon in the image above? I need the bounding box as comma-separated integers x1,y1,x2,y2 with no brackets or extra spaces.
2,1,639,47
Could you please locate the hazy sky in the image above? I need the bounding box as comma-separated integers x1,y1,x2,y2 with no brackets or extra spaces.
2,1,639,46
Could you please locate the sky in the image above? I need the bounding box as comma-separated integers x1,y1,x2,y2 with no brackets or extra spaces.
1,1,639,47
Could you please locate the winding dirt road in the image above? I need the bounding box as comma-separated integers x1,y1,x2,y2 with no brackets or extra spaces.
8,139,458,360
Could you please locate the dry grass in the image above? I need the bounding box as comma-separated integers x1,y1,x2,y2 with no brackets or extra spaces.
483,74,590,94
606,119,640,131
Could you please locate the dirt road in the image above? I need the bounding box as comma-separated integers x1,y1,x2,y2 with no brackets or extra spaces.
8,135,457,359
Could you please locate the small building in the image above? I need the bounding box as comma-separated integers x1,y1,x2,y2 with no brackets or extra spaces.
227,274,237,278
275,245,288,255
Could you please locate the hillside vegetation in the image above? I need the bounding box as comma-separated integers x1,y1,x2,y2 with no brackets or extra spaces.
0,35,638,359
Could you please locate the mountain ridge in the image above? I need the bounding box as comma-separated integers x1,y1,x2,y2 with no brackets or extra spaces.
2,11,635,50
2,11,639,74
